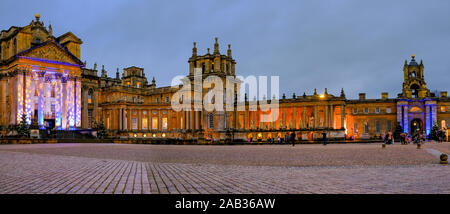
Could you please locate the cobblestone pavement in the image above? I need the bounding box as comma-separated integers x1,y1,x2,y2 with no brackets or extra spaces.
0,143,449,194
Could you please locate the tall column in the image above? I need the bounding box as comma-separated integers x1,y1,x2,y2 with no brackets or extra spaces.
138,109,142,130
93,90,98,123
38,72,45,127
61,76,67,129
128,108,132,130
0,79,7,125
75,77,82,128
282,108,286,128
67,77,75,128
292,107,296,129
195,111,199,130
314,105,318,128
303,106,306,128
119,108,122,130
397,105,403,125
325,105,329,128
425,105,430,135
330,105,334,129
124,109,128,130
190,110,194,130
55,74,62,129
24,70,33,124
431,104,437,126
403,105,409,134
340,104,345,129
16,72,24,124
82,86,88,128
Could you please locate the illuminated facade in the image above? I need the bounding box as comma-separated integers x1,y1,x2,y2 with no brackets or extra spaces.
1,15,449,141
0,14,83,130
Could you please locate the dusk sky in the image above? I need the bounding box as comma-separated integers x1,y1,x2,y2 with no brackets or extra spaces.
2,0,450,99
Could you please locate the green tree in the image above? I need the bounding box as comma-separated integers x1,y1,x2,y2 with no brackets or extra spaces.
429,122,440,141
16,113,30,138
94,119,108,139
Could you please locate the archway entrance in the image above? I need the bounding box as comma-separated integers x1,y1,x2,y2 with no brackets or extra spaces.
410,119,423,136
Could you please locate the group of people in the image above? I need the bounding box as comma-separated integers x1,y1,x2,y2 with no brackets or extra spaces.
262,130,329,146
266,132,298,146
385,130,422,145
385,128,448,144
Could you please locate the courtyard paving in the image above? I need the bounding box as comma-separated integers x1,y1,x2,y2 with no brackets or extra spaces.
0,143,448,194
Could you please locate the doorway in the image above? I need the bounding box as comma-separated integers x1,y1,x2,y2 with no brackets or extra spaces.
410,119,423,136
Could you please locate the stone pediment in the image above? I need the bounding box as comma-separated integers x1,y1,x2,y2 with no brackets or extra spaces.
18,40,83,66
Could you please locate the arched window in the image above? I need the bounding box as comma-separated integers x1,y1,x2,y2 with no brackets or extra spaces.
208,113,214,129
442,120,447,129
411,84,420,98
88,89,93,104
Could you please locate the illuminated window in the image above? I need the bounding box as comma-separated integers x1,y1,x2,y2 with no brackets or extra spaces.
132,118,137,129
386,107,391,113
142,118,148,129
364,108,369,114
441,106,446,112
152,117,158,129
375,107,380,114
136,82,141,88
88,89,93,104
162,118,167,129
442,120,447,129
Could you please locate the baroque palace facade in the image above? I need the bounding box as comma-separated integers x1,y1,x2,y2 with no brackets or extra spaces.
1,14,449,141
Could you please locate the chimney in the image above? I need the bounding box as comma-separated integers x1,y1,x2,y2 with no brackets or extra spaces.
441,91,447,98
359,93,366,100
381,92,388,99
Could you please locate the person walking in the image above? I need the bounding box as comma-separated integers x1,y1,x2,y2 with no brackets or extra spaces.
291,132,296,147
322,130,327,146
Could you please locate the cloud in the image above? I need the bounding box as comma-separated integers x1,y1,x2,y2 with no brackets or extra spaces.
1,0,449,99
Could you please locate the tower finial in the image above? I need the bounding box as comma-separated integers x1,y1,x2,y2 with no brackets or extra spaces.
411,54,415,59
207,48,210,54
213,37,219,54
192,42,197,57
340,88,346,97
227,44,232,58
35,13,40,22
48,24,53,36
